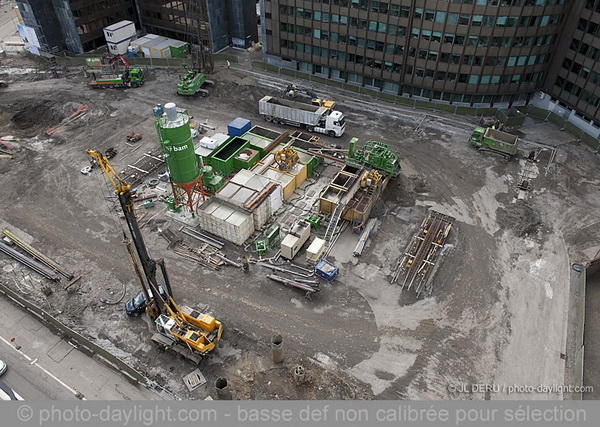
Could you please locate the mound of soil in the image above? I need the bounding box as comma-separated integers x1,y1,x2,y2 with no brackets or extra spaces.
496,201,543,237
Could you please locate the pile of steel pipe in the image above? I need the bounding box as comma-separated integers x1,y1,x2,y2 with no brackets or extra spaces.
2,229,73,280
258,262,315,278
353,218,377,257
0,241,60,281
267,274,320,299
180,226,224,249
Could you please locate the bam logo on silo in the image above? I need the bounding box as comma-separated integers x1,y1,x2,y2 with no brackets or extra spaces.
173,145,187,152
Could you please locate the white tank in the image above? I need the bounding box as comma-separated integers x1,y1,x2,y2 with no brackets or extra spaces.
164,102,177,121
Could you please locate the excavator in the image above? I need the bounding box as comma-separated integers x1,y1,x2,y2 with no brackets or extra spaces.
284,83,337,110
85,150,222,363
177,64,214,97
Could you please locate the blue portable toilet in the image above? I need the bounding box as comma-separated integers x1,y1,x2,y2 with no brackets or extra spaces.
315,259,339,282
227,117,251,137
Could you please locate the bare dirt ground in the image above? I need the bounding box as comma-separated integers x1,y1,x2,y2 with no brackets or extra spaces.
1,52,599,400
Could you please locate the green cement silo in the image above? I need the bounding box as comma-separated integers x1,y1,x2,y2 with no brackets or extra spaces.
156,103,199,184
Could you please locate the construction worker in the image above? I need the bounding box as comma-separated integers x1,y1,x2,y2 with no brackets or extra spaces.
241,256,249,273
226,60,231,69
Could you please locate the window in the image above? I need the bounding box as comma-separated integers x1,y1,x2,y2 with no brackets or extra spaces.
468,75,480,84
414,8,423,19
458,14,470,25
432,32,442,43
472,15,483,26
425,9,435,21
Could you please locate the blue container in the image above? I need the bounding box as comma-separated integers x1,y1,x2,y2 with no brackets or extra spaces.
315,259,339,282
227,117,251,137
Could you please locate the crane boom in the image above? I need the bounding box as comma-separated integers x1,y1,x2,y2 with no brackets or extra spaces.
86,149,223,361
85,149,163,317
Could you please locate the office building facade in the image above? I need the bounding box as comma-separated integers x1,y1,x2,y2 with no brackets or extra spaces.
16,0,137,54
261,0,600,126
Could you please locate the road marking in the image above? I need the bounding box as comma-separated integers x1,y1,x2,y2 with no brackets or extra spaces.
0,335,86,399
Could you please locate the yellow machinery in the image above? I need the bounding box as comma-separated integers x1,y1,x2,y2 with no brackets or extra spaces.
360,169,382,191
155,297,223,358
312,98,337,110
275,145,299,171
284,84,337,110
86,149,223,362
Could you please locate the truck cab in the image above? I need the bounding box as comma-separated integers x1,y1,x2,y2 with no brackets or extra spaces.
322,111,345,137
129,68,144,86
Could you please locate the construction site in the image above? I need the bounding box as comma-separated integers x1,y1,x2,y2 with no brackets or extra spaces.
1,49,600,401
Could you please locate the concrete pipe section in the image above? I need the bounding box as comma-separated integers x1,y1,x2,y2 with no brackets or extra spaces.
293,365,305,383
271,334,284,363
214,377,232,400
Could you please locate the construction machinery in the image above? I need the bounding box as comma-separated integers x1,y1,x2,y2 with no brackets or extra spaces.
346,138,401,177
87,68,144,89
360,169,382,191
177,64,214,97
274,145,299,171
258,96,346,137
284,84,337,110
469,126,519,160
126,132,142,142
85,149,222,363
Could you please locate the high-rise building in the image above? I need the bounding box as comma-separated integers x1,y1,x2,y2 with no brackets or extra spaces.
135,0,258,52
261,0,600,126
14,1,258,56
15,0,138,54
543,0,600,130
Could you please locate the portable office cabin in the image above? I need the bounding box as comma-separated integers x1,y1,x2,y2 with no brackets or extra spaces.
131,34,189,59
104,21,136,55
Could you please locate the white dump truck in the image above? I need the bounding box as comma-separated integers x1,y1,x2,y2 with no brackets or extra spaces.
258,96,346,137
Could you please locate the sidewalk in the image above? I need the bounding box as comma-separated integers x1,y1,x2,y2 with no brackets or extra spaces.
0,294,162,400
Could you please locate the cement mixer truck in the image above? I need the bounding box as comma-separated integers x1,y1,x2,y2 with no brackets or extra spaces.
258,96,345,137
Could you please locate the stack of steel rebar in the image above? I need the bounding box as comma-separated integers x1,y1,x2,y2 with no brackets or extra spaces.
1,229,73,281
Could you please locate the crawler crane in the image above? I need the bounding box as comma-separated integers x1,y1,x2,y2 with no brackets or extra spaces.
86,150,222,363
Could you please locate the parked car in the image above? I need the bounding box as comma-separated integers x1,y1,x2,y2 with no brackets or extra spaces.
0,359,6,376
124,286,165,316
0,381,24,400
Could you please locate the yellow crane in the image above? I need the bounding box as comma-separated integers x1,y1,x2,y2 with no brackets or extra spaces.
85,149,222,363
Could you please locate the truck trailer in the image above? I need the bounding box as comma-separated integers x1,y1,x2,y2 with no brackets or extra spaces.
258,96,345,137
87,68,144,89
468,126,519,160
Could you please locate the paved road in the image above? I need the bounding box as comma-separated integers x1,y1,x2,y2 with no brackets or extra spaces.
0,340,76,400
0,293,162,400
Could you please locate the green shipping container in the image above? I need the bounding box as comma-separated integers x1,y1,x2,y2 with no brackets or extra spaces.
156,111,199,184
169,43,190,58
208,137,249,175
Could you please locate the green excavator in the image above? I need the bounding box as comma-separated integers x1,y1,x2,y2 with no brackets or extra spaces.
176,64,214,97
